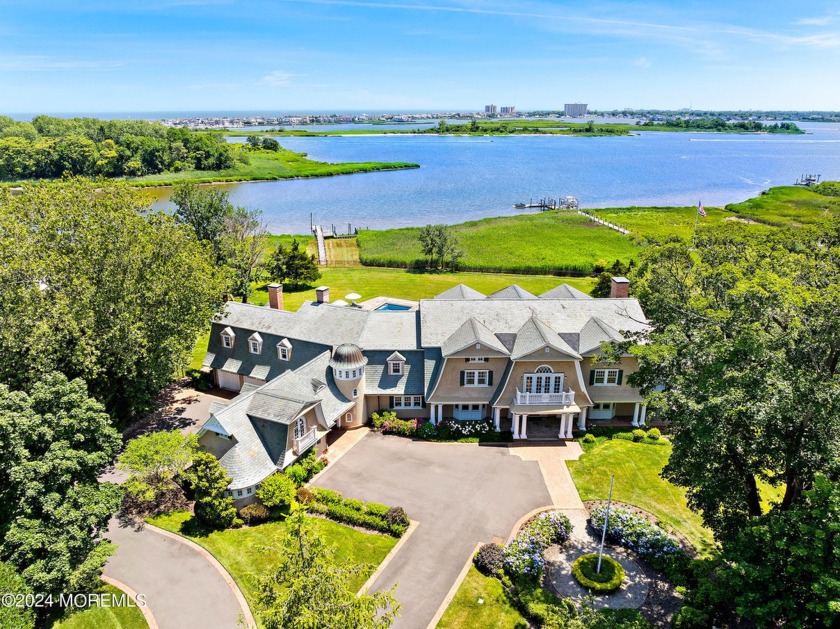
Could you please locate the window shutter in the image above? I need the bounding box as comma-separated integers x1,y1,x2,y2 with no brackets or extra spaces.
465,357,470,363
460,371,465,386
617,370,624,385
421,397,427,408
389,396,395,407
589,370,596,385
488,371,494,386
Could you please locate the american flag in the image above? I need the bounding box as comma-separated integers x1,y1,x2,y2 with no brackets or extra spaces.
698,201,706,217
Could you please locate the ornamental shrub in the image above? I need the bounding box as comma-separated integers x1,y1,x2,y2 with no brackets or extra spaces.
572,553,625,592
256,473,297,509
299,450,326,479
239,503,270,525
436,418,495,440
632,429,646,442
415,420,437,439
312,487,343,504
646,427,661,440
589,505,688,579
344,498,365,512
371,410,396,429
583,433,596,443
381,417,418,437
385,506,410,528
285,464,308,487
365,502,390,517
503,511,573,577
612,431,634,441
474,543,505,576
295,487,314,505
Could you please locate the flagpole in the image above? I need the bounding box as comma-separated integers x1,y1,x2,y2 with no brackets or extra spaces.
597,474,615,574
691,200,700,247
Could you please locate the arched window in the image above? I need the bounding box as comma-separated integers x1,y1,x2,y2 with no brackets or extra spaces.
535,365,554,373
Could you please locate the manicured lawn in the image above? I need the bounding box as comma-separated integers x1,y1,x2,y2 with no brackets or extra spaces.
357,211,640,274
437,566,527,629
48,583,147,629
129,146,418,186
724,185,840,226
567,439,717,556
147,511,396,624
248,266,597,309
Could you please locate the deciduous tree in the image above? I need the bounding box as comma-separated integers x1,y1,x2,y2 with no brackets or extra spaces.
171,181,234,262
221,206,268,303
418,224,464,271
264,238,321,289
118,430,198,505
257,511,399,629
187,452,239,529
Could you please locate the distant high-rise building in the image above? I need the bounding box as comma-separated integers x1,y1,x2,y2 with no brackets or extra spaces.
499,106,516,115
484,104,497,114
564,103,588,117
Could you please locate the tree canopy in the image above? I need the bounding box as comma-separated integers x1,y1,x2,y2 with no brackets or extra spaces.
257,511,399,629
265,238,321,289
171,181,233,263
118,430,198,504
418,224,464,271
187,452,239,529
0,116,235,179
0,179,228,418
0,374,121,597
221,206,268,303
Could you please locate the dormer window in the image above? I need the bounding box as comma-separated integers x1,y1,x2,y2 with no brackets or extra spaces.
248,332,263,354
387,351,406,376
277,338,292,361
220,327,235,349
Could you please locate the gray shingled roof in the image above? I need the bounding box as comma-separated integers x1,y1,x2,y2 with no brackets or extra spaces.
440,317,511,356
212,301,420,351
434,284,486,300
203,351,353,490
365,350,426,394
578,317,625,355
424,348,443,397
539,284,593,300
420,298,648,348
510,316,582,360
486,284,538,300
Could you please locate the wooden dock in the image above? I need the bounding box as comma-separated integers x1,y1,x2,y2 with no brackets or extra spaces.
312,225,328,265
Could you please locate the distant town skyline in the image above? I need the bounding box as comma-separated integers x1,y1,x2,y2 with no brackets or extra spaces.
1,0,839,113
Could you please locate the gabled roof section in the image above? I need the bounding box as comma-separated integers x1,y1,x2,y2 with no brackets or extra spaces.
221,326,235,336
578,317,625,355
387,351,406,362
434,284,486,300
246,391,317,424
511,316,582,360
486,284,538,300
277,338,292,348
248,332,263,342
440,317,510,357
539,284,593,300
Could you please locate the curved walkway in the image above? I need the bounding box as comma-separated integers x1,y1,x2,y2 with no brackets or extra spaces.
104,517,250,629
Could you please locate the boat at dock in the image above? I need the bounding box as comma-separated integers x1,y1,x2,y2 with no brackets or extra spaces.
513,195,578,210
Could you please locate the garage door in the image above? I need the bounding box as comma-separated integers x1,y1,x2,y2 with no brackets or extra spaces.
217,370,241,392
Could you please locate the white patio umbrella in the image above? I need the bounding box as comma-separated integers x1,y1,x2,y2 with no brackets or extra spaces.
345,292,361,300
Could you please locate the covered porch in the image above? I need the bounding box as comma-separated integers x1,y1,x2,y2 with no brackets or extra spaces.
492,404,580,441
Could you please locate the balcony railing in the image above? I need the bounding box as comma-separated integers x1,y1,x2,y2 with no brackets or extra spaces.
515,388,575,406
294,426,318,454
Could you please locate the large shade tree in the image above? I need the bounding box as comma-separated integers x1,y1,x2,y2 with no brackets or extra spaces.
0,179,228,418
0,374,121,601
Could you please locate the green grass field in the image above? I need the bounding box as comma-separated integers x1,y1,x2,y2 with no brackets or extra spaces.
567,439,717,556
589,205,753,241
147,511,396,626
437,567,527,629
128,146,418,187
724,185,840,226
48,583,147,629
358,211,640,274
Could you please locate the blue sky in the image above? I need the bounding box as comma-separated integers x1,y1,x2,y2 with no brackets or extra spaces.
1,0,839,113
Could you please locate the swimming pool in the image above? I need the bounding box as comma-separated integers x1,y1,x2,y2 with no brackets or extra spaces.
375,303,412,311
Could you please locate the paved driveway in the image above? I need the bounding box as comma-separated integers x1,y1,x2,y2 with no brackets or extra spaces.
104,519,243,629
314,434,553,628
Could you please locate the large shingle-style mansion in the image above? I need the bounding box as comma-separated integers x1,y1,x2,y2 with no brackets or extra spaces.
198,278,650,502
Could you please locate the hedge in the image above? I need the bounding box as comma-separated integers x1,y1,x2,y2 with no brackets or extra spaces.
572,553,625,593
309,490,409,537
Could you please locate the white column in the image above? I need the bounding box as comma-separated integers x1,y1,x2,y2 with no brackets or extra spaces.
520,415,528,440
640,404,648,426
430,404,436,424
512,414,520,439
558,413,567,439
632,402,640,427
565,413,574,439
493,407,501,432
437,405,444,424
578,407,588,431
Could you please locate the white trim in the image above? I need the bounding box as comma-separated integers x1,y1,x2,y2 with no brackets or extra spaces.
391,395,423,409
463,369,490,387
574,361,594,405
388,361,403,375
592,368,621,386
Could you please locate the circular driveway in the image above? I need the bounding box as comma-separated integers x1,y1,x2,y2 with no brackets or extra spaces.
313,433,554,629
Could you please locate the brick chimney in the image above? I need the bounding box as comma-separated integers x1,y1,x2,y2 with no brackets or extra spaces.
315,286,330,304
267,283,284,310
610,277,630,298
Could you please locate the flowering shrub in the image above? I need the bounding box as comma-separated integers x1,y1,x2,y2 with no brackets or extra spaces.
474,543,505,576
435,418,495,440
589,505,688,578
503,511,573,577
381,417,420,437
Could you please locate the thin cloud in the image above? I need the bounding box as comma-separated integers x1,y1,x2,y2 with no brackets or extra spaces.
260,70,297,87
794,16,834,26
633,57,652,68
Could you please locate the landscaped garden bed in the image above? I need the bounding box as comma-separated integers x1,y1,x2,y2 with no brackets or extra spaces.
572,553,625,593
371,411,510,443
